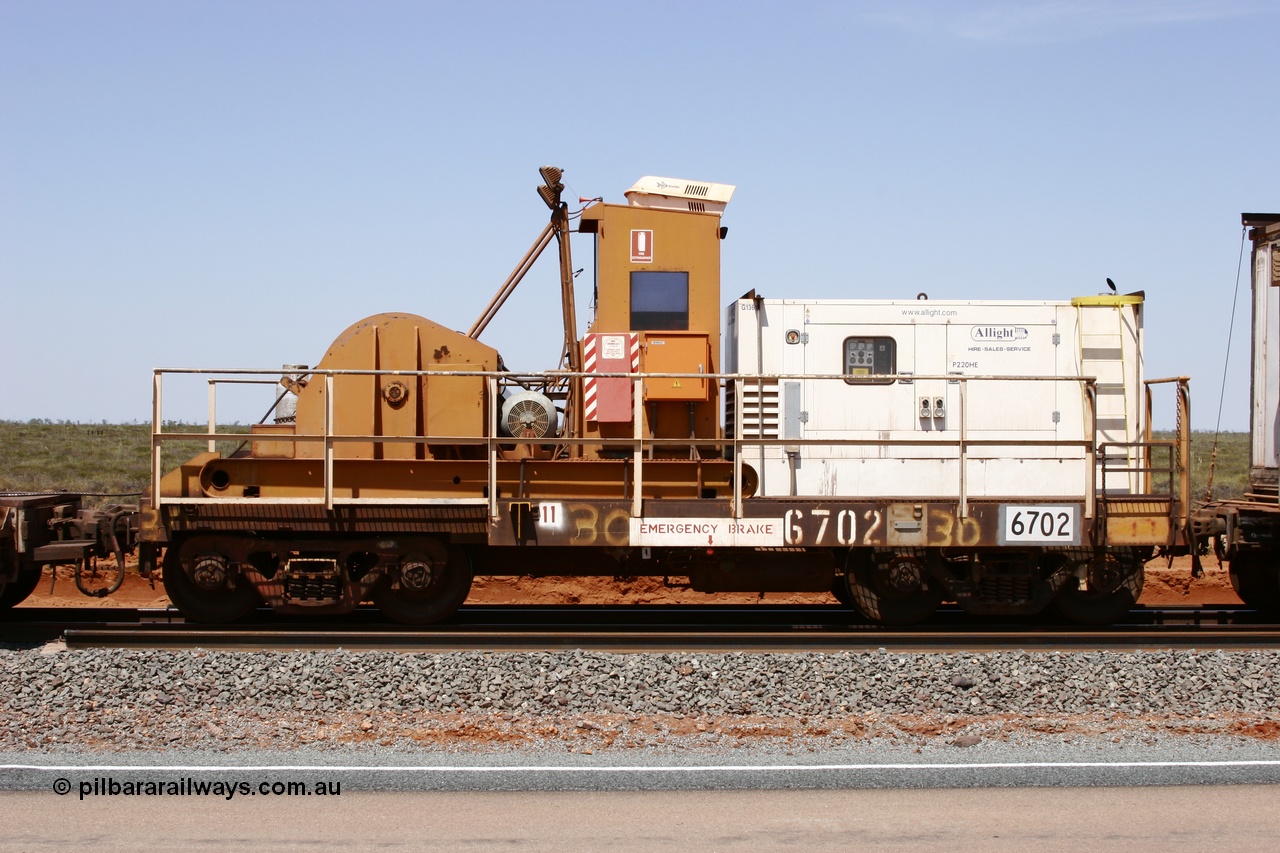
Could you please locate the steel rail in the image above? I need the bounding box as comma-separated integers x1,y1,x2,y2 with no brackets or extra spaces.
4,603,1260,627
2,604,1274,651
56,624,1280,652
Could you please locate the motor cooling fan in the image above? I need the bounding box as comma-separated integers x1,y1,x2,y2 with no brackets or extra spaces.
500,391,557,439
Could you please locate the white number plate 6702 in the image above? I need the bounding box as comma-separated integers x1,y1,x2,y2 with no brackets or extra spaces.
998,505,1080,545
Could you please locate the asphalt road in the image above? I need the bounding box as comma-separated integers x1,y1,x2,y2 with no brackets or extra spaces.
5,743,1280,791
2,785,1278,852
4,743,1278,850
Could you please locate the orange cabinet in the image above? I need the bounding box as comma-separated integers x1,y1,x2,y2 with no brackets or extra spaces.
641,332,710,401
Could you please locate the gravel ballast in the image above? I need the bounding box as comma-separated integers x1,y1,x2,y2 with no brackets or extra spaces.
1,646,1278,754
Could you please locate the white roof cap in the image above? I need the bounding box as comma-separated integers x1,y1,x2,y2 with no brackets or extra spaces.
624,176,735,214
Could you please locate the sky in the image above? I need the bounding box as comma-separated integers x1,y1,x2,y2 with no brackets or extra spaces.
1,0,1274,430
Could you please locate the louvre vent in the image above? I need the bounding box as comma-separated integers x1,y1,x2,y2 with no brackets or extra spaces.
686,201,706,212
725,379,780,440
685,183,710,197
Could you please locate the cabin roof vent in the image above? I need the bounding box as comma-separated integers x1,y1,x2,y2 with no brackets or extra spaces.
625,176,735,214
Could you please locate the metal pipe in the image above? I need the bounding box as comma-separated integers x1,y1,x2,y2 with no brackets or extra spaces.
488,376,499,520
152,372,162,511
958,377,968,518
632,376,643,518
1085,381,1097,526
324,374,334,511
1143,381,1154,493
733,377,743,519
207,381,217,453
468,224,555,339
153,367,1100,382
1179,379,1193,521
553,204,581,449
754,295,766,495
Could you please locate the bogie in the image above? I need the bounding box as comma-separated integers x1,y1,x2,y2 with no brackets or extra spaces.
1049,554,1144,625
372,540,474,625
162,541,262,624
158,533,480,624
843,550,942,626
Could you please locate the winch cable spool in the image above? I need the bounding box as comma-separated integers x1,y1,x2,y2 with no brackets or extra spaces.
1205,228,1248,501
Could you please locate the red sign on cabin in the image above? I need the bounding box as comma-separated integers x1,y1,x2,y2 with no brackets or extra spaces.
583,333,639,423
630,230,653,263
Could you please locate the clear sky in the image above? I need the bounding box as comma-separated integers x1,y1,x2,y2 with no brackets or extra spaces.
1,0,1273,429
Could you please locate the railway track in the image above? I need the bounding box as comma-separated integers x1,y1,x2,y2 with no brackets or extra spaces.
5,605,1278,652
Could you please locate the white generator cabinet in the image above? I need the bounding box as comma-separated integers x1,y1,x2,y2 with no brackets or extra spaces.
725,296,1145,500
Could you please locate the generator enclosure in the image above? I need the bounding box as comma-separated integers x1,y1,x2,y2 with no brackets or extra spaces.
726,296,1145,499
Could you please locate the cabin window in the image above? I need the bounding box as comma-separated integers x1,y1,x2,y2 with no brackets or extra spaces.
630,271,689,330
843,336,896,384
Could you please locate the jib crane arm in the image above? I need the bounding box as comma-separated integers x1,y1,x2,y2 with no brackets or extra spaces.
467,167,580,374
466,166,582,444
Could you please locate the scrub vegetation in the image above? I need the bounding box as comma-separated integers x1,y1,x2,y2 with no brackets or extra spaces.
0,421,249,503
0,421,1250,505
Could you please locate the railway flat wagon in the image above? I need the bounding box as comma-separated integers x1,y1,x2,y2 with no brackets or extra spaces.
138,169,1193,625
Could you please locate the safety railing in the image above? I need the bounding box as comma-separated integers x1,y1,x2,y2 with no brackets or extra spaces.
150,367,1114,521
1098,377,1191,500
1102,376,1192,534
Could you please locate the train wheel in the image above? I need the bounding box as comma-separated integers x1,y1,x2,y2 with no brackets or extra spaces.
830,577,856,607
162,542,261,623
1228,553,1280,613
0,568,43,609
844,551,940,625
1051,555,1143,625
372,540,473,625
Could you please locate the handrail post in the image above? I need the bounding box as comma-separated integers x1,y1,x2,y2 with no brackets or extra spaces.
488,376,499,520
733,377,743,519
324,373,334,511
632,376,643,518
958,377,968,518
1086,380,1097,525
152,371,163,510
1179,379,1192,523
207,380,217,453
1143,381,1154,494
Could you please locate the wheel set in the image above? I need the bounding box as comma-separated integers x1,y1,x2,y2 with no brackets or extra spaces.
161,535,474,625
834,548,1145,626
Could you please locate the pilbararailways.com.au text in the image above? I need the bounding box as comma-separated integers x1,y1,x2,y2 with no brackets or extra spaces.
57,777,341,800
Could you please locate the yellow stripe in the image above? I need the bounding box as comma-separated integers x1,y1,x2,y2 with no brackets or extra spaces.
1071,294,1144,306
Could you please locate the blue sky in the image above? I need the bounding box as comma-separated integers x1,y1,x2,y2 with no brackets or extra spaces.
1,0,1273,429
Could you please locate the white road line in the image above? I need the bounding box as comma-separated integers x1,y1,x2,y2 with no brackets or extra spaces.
4,761,1280,773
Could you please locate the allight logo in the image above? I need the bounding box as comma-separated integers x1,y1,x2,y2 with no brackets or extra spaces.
970,326,1029,341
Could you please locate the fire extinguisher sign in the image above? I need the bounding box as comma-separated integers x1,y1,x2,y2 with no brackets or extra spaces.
630,230,653,263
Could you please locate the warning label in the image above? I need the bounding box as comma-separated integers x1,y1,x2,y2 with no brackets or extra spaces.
631,230,653,263
602,335,625,360
630,518,783,547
